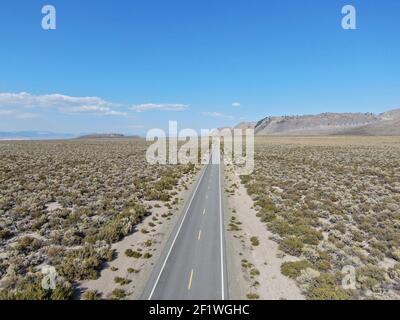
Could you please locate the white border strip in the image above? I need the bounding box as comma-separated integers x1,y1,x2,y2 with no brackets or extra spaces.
218,145,225,300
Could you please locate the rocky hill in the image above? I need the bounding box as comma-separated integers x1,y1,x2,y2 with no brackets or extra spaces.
239,108,400,136
234,122,257,130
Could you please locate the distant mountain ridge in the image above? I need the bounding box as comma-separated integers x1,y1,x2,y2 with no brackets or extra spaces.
0,131,76,140
76,133,126,139
235,108,400,136
0,132,142,141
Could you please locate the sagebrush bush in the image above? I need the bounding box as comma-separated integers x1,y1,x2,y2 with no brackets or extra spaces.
110,288,126,300
250,236,260,246
307,273,350,300
82,290,102,300
59,245,113,281
356,265,387,291
281,261,311,279
125,249,142,259
0,274,73,300
279,237,304,257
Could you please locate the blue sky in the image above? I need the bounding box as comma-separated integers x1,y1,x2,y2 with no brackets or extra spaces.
0,0,399,135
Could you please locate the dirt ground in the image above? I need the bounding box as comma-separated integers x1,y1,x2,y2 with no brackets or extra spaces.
224,163,304,300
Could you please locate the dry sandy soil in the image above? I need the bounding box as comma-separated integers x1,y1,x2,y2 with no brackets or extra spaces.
225,163,304,300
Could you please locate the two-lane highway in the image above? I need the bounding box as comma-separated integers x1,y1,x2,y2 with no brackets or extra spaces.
142,145,228,300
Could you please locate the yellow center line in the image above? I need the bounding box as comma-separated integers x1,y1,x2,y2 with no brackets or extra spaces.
198,230,202,240
188,269,194,290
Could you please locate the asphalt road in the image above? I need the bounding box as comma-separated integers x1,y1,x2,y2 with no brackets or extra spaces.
142,145,228,300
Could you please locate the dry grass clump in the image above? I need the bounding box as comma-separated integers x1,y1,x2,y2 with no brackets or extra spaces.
0,139,196,299
241,136,400,300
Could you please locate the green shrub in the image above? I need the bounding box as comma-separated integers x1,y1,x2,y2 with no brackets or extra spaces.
314,251,332,272
388,264,400,280
307,273,350,300
144,240,153,247
114,277,132,285
125,249,142,259
84,204,147,244
59,245,113,281
246,293,260,300
14,236,43,253
250,236,260,246
241,259,254,269
0,275,73,300
228,222,240,231
250,268,260,276
356,265,386,291
0,228,13,240
352,230,364,242
110,289,126,300
259,211,276,223
82,290,102,300
240,175,251,184
143,252,153,259
268,220,295,237
127,268,139,274
281,261,311,279
279,237,304,256
154,174,178,191
298,226,323,245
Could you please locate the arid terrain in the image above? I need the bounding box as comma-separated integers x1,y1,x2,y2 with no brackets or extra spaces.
236,136,400,300
0,136,399,300
0,139,196,299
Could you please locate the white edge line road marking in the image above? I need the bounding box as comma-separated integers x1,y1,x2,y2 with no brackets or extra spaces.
148,156,209,300
218,145,225,300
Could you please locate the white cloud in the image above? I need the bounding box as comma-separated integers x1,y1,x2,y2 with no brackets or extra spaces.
132,103,189,112
0,92,126,116
60,105,127,116
232,102,241,107
201,112,233,119
0,92,191,118
0,109,38,119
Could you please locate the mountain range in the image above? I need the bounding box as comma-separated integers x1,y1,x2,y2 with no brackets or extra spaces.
0,131,76,140
0,132,142,140
235,108,400,136
1,108,399,140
